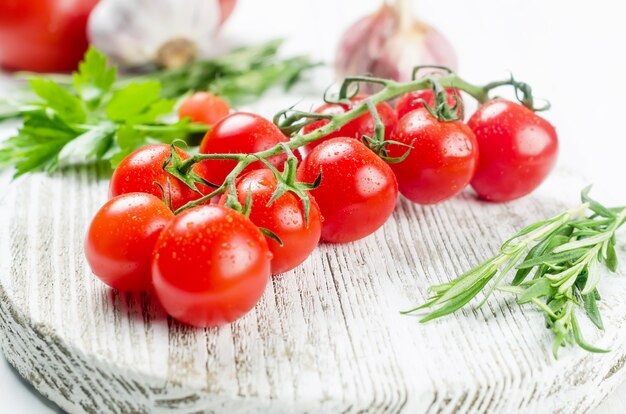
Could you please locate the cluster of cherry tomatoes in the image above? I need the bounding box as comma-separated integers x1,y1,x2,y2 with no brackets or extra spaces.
85,89,558,328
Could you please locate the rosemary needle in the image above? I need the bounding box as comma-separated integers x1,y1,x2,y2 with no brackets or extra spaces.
405,187,626,358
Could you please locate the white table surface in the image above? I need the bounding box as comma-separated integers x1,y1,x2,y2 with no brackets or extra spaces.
2,0,626,412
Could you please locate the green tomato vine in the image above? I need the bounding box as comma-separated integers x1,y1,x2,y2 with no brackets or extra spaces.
169,67,543,216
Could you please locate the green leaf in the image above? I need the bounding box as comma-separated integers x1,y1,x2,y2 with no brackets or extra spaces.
211,39,283,73
551,332,567,359
569,218,611,231
571,312,609,353
73,47,117,110
513,240,548,285
420,273,494,323
143,39,313,102
512,233,572,285
547,297,568,313
105,81,162,122
479,249,527,307
553,233,610,253
0,111,77,176
496,285,527,295
516,248,588,269
583,290,604,330
57,124,116,167
210,56,316,104
131,99,176,124
517,277,555,304
503,216,559,245
581,256,601,295
29,78,86,123
605,241,618,272
436,261,499,304
581,186,615,218
110,126,146,166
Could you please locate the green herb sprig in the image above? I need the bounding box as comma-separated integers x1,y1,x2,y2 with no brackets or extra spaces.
140,39,316,103
0,41,316,176
0,48,208,176
404,187,626,357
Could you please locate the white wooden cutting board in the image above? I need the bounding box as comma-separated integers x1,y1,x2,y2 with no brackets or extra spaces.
1,165,625,414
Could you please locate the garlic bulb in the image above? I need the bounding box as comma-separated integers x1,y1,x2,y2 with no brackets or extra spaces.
335,0,457,83
218,0,237,25
88,0,236,69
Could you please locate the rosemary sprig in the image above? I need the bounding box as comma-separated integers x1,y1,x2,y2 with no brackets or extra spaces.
405,187,626,357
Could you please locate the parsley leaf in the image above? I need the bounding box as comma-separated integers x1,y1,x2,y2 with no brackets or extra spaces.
57,124,116,167
110,125,147,166
0,111,78,176
106,81,164,122
0,47,207,177
0,41,315,177
29,79,86,124
72,47,116,110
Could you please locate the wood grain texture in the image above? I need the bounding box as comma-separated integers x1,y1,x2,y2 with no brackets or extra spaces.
1,166,626,414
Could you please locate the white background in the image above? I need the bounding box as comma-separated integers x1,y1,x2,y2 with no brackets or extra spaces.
1,0,626,412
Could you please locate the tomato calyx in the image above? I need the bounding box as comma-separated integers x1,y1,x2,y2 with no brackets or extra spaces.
359,99,413,164
414,78,464,123
232,189,284,246
163,140,218,194
218,144,320,248
256,143,322,227
257,227,284,247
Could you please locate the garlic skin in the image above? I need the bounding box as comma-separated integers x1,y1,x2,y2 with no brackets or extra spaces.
219,0,237,25
335,0,457,84
88,0,235,68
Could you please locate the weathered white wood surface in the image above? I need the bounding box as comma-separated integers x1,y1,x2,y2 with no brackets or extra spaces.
0,165,625,414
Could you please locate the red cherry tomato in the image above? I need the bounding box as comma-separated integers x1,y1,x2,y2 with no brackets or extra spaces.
178,92,230,126
0,0,98,72
396,88,461,120
152,205,271,327
468,99,558,202
220,169,322,274
198,112,289,185
388,109,478,204
297,137,398,243
110,144,209,211
85,193,173,292
301,94,397,155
